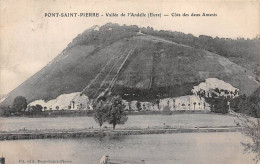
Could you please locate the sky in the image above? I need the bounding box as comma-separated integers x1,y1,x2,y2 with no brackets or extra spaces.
0,0,259,95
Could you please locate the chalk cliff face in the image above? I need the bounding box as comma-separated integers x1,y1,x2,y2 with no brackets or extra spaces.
28,92,92,111
1,23,259,106
191,78,239,98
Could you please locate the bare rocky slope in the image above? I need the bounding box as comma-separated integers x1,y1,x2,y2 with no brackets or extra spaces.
1,23,259,106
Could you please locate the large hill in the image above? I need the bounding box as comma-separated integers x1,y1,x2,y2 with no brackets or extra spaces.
1,23,259,106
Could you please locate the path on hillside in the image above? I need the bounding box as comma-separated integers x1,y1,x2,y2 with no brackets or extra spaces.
93,48,136,99
80,53,118,95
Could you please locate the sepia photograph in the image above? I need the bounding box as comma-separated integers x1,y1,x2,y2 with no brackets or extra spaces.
0,0,259,164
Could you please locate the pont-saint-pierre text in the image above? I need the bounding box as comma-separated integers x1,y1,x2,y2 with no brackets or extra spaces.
44,12,217,18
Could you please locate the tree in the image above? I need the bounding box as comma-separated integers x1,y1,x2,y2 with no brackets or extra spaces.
0,106,11,116
142,103,146,111
230,95,246,113
205,96,229,114
193,102,196,109
30,104,43,114
35,104,43,112
214,88,219,93
93,100,109,128
136,101,142,111
12,96,27,112
106,95,128,129
236,116,260,163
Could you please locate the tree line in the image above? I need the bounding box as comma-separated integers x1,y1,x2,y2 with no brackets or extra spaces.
1,86,259,120
230,87,260,118
200,87,260,118
0,94,128,129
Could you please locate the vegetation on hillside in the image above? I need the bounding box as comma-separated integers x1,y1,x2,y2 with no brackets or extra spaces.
140,27,260,73
197,86,259,117
69,23,139,48
231,87,260,118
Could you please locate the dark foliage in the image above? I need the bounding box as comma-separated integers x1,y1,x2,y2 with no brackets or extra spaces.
204,96,229,114
231,87,260,118
136,101,142,111
93,100,109,128
30,104,43,113
105,95,128,129
0,106,11,116
12,96,27,112
93,95,128,129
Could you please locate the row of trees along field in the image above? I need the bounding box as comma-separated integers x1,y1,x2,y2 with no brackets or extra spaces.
0,87,259,120
0,96,28,116
0,96,46,116
0,94,128,129
230,87,260,118
0,89,259,118
191,86,260,118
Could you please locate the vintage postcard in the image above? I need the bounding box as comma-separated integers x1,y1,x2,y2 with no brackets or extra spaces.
0,0,259,164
